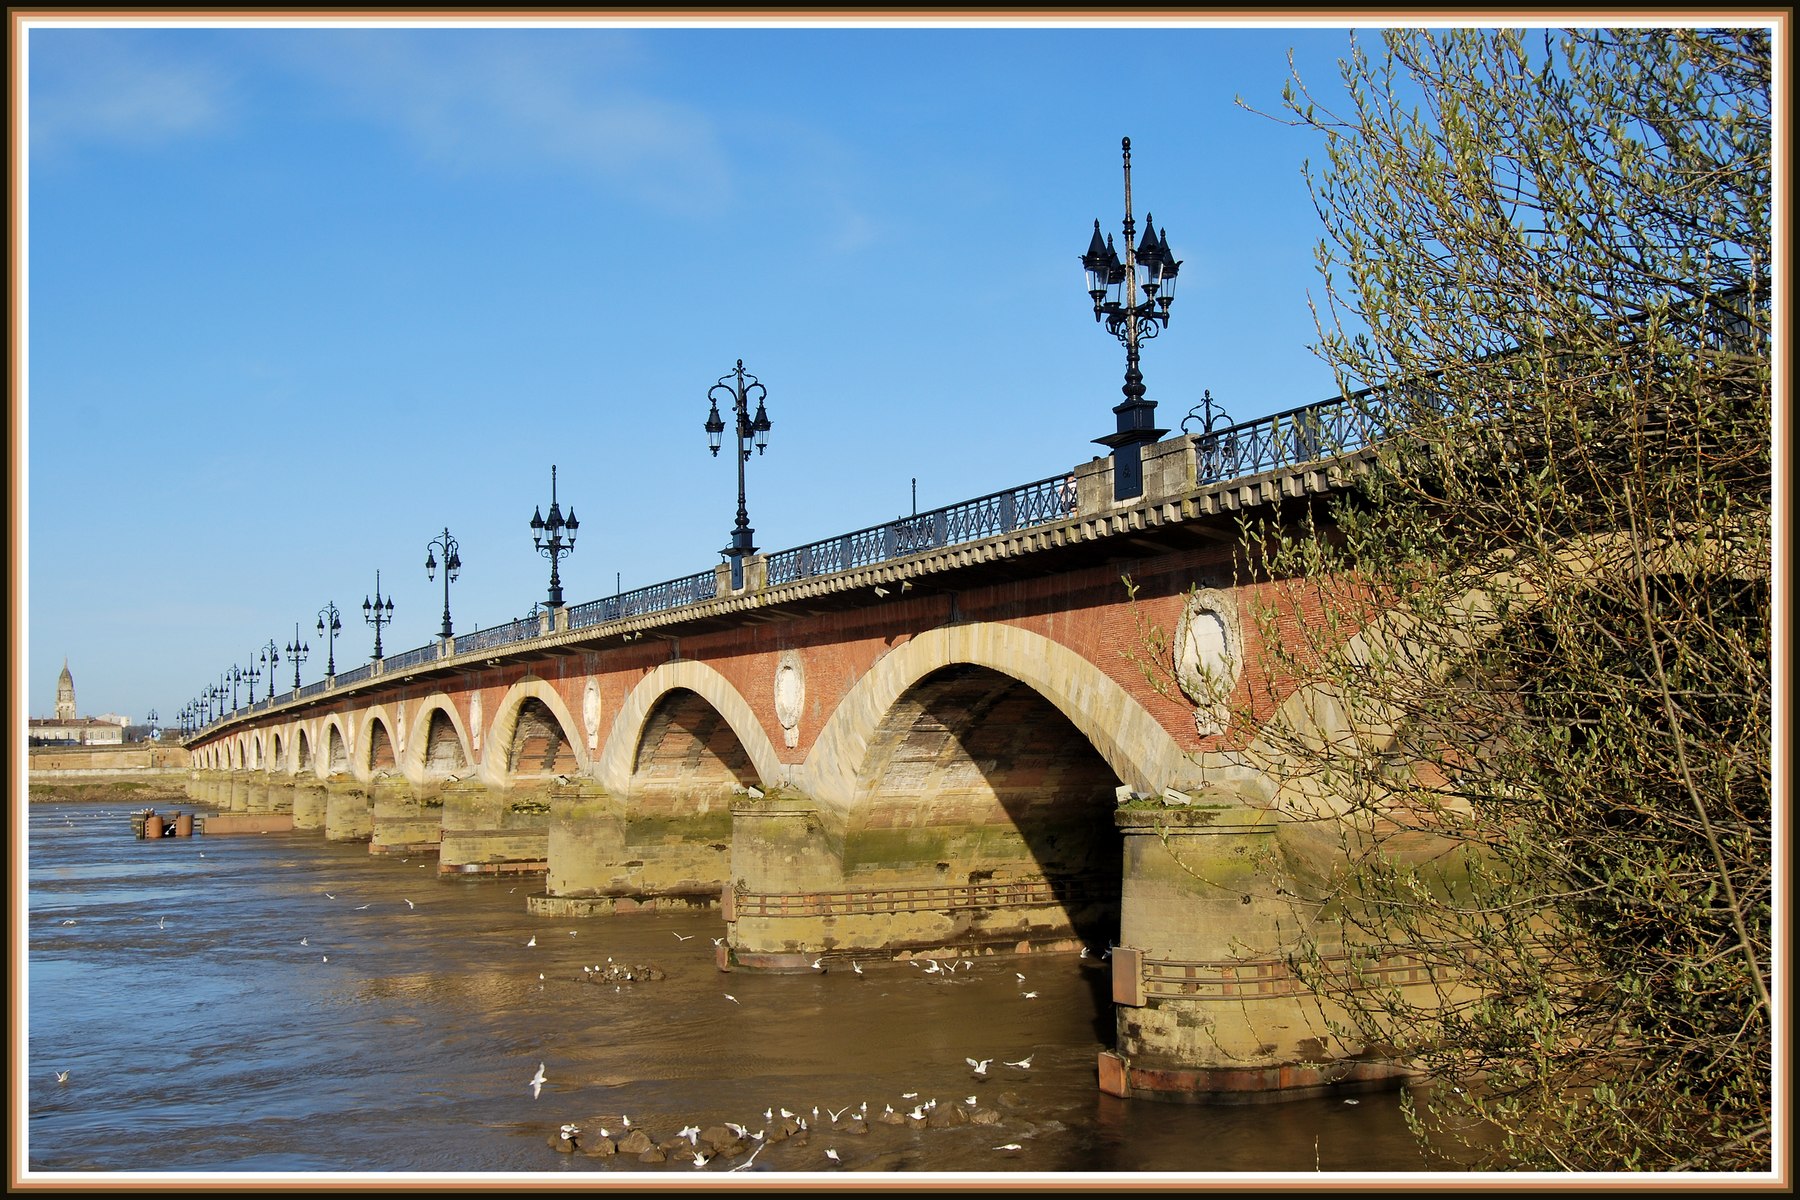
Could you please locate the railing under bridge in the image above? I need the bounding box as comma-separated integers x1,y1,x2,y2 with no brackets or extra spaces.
191,384,1384,737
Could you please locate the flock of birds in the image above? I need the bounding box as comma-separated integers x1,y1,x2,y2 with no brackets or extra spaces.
519,932,1066,1171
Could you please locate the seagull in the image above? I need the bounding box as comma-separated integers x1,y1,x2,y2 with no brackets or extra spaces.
325,892,336,900
725,994,739,1004
158,917,166,930
692,1151,710,1168
725,1122,748,1139
60,919,76,926
994,1143,1023,1151
1343,1098,1361,1106
827,1106,848,1122
852,961,863,975
811,957,825,971
1016,973,1027,982
712,937,725,946
559,1123,580,1141
967,1057,992,1076
529,1063,547,1100
826,1148,841,1164
1004,1055,1034,1069
526,936,536,947
404,898,414,909
780,1108,795,1119
354,903,371,910
907,1105,928,1121
54,1070,69,1084
730,1143,766,1172
322,955,329,962
679,1125,700,1145
673,932,694,941
569,930,578,937
964,1095,978,1106
300,937,309,946
1022,990,1039,999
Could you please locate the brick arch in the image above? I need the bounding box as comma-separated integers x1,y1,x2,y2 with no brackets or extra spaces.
357,707,400,779
803,621,1195,822
629,686,762,798
322,716,353,777
269,730,286,775
596,660,782,796
485,677,585,785
295,726,315,775
405,694,472,783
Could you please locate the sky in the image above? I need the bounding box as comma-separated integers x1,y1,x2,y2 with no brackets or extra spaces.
11,11,1719,730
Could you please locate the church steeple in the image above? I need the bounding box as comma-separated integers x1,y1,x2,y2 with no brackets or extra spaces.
55,659,76,721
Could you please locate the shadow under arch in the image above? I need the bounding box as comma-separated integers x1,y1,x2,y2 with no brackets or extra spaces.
850,663,1125,1002
596,660,782,796
485,677,586,787
295,727,316,776
404,695,473,784
269,731,286,775
321,716,353,778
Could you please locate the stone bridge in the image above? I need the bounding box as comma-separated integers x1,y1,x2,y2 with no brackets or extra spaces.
184,402,1412,1103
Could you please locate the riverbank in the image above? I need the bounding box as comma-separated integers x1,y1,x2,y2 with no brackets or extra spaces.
27,776,192,804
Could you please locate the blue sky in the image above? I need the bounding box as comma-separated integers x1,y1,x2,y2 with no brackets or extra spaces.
16,15,1500,726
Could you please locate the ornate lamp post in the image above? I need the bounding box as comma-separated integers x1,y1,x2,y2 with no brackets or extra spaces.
285,622,310,690
426,528,462,640
704,359,772,590
1081,136,1181,502
261,640,281,700
364,571,395,660
530,466,579,610
317,602,343,677
145,708,158,740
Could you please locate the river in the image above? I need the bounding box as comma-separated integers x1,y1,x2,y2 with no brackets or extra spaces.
22,794,1462,1182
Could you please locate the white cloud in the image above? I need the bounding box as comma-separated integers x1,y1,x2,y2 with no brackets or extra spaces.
29,31,232,155
280,30,735,215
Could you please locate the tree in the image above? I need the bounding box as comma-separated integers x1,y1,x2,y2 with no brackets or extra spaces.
1229,27,1773,1171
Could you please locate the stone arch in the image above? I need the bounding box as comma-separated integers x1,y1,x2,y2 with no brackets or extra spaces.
803,621,1193,822
406,695,472,782
484,678,584,786
597,660,782,796
295,727,315,775
270,731,286,775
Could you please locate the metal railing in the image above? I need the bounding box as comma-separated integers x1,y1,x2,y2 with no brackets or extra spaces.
764,472,1079,587
381,643,439,673
1192,388,1392,487
332,663,374,688
455,618,539,655
568,569,719,629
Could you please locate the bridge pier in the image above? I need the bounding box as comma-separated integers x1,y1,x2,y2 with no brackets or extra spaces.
291,780,327,831
254,776,294,814
437,780,549,876
535,782,729,915
323,779,372,842
1100,803,1411,1103
369,776,440,855
721,793,1115,971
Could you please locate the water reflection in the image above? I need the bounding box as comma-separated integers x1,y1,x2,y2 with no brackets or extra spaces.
25,797,1449,1179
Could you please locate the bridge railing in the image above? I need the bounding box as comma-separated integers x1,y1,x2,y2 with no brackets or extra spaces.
567,569,719,629
381,643,440,673
332,663,374,688
764,472,1079,587
1191,387,1395,486
455,618,538,655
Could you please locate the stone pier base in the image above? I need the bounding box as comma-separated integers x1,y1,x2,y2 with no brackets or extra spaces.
323,780,372,842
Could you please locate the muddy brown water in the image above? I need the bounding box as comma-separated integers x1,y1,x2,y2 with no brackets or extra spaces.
24,796,1459,1179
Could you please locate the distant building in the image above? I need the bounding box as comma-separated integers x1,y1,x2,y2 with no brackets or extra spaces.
29,660,125,746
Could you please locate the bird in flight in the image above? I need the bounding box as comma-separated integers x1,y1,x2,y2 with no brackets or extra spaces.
673,932,694,941
530,1063,547,1100
325,892,336,900
967,1057,992,1076
1022,991,1039,999
354,904,371,911
852,961,863,975
404,898,414,909
994,1143,1023,1151
811,957,825,971
1005,1055,1034,1069
54,1070,69,1084
724,994,739,1004
526,936,536,947
300,937,308,946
